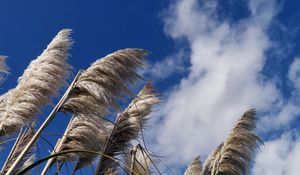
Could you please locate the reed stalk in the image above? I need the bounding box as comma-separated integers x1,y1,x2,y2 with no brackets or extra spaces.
5,71,82,175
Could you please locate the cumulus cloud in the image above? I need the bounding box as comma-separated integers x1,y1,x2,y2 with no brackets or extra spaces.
258,57,300,133
253,133,300,175
146,0,300,174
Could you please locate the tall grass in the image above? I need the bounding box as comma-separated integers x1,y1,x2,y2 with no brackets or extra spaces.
0,30,262,175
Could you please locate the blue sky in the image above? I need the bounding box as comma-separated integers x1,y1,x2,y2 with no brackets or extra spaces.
1,0,300,174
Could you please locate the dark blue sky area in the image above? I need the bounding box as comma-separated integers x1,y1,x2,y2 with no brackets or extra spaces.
0,0,174,89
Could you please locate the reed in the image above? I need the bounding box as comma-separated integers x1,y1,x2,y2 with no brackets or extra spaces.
184,156,202,175
95,83,159,175
0,29,72,136
202,109,262,175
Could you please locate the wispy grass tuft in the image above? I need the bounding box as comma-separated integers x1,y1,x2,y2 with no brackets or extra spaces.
202,109,262,175
0,56,8,84
55,48,148,172
0,29,72,136
59,115,113,169
62,48,148,117
95,83,159,174
184,156,202,175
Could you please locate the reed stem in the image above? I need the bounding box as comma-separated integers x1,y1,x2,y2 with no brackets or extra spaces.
6,71,82,175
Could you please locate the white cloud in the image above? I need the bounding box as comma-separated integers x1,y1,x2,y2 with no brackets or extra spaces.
288,57,300,89
253,132,300,175
258,57,300,132
146,0,300,174
146,50,187,80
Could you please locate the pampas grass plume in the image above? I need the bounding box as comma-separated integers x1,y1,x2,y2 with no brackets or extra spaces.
184,156,202,175
0,29,72,136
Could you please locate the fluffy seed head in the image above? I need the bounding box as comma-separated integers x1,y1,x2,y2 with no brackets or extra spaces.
58,114,113,169
202,109,262,175
0,56,8,84
98,83,159,174
62,48,148,117
0,29,72,136
105,83,159,156
184,156,203,175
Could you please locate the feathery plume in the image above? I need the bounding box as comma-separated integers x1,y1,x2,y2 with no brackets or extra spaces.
96,83,159,174
184,156,202,175
56,49,148,172
0,29,72,136
62,48,147,117
203,109,262,175
0,56,8,84
0,56,7,71
1,125,35,175
59,114,113,169
202,143,223,175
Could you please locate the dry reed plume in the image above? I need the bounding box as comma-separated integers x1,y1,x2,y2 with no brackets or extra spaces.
62,48,147,117
202,109,262,175
184,156,202,175
96,83,159,174
56,49,149,172
0,56,8,84
59,115,113,169
0,29,72,136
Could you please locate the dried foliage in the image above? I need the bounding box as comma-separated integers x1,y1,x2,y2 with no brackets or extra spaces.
184,156,202,175
62,48,147,117
96,83,159,174
0,29,72,136
1,126,35,175
202,109,262,175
